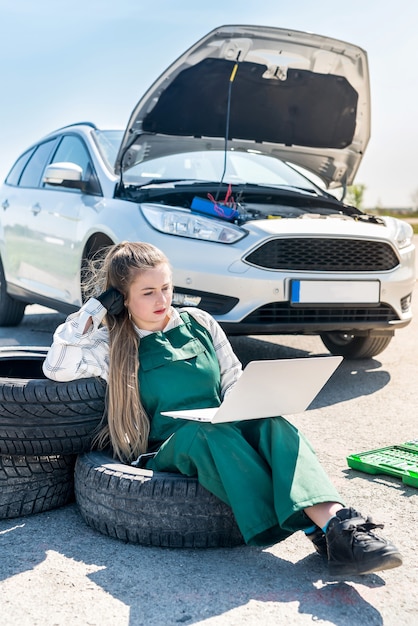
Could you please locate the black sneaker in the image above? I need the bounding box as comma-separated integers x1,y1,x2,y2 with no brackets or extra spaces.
326,507,403,576
306,527,328,558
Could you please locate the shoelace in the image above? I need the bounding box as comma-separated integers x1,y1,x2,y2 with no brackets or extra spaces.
340,517,384,539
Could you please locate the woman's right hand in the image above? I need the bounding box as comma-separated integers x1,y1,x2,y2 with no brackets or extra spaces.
96,287,125,315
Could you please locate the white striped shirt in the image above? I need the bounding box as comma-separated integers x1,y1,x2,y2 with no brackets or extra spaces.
42,299,242,399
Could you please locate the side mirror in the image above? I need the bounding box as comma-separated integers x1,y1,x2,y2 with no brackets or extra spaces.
43,162,84,189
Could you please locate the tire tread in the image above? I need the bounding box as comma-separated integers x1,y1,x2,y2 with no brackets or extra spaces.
0,360,106,455
0,454,75,519
75,452,243,548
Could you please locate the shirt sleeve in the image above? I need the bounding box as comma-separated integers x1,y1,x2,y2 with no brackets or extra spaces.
182,308,242,398
42,298,110,382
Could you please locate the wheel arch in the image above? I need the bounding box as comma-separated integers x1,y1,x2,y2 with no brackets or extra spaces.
81,233,115,301
82,232,115,262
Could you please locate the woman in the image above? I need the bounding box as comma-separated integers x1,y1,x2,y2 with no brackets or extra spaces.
43,241,402,577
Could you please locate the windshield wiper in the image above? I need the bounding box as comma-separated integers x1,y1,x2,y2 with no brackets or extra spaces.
125,178,190,188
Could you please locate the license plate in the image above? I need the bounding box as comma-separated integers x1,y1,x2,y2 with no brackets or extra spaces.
290,280,380,305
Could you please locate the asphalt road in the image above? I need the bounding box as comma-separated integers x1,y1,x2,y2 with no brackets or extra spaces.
0,284,417,625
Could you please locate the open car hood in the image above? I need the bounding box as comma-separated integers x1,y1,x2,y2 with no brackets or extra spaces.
115,25,370,188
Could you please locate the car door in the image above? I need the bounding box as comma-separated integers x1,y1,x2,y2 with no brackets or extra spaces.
1,138,59,298
3,134,101,306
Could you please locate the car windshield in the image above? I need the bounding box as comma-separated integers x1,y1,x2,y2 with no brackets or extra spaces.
94,129,322,193
94,130,124,171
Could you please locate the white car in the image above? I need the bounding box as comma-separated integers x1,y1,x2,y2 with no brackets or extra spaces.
0,25,415,358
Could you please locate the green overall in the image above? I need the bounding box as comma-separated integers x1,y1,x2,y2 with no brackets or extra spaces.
141,312,343,546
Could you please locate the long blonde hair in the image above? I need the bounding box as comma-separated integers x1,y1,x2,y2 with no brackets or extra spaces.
87,241,170,461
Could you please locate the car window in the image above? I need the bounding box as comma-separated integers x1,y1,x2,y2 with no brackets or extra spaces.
49,135,92,178
18,140,57,188
46,134,102,196
93,130,123,171
4,148,35,186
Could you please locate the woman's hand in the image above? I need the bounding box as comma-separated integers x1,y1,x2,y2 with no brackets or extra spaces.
97,287,125,315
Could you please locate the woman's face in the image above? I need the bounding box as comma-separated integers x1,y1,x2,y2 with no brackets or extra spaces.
125,262,173,331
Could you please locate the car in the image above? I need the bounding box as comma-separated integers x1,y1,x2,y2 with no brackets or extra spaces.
0,25,415,359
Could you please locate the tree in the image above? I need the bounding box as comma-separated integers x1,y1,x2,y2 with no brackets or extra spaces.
345,184,366,209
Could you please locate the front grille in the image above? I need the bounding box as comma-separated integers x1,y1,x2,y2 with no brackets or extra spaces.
244,303,398,325
244,238,399,271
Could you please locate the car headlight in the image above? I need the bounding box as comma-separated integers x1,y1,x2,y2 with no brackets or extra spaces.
141,203,247,244
382,216,414,250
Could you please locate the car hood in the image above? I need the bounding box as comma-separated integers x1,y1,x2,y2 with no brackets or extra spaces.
115,25,370,188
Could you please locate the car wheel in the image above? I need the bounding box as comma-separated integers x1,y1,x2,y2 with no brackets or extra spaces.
320,332,393,359
0,454,75,519
75,451,244,548
0,347,106,455
0,257,26,326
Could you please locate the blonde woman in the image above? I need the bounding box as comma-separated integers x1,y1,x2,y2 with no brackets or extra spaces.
43,241,402,577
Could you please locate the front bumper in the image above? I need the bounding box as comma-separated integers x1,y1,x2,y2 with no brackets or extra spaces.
168,227,416,337
173,283,412,335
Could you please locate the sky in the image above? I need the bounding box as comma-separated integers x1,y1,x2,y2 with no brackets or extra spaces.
1,0,417,209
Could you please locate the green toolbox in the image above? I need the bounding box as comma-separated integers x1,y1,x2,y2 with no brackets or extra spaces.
347,440,418,488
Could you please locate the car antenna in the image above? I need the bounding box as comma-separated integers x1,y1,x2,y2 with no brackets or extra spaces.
214,53,240,203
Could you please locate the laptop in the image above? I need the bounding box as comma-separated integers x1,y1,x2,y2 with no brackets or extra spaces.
161,355,343,423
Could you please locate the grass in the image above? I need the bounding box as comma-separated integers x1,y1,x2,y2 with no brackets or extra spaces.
368,210,418,234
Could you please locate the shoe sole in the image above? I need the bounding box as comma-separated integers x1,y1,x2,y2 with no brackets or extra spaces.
328,550,403,577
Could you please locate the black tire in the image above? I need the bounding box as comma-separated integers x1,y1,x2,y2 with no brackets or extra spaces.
75,451,244,548
0,257,26,326
0,454,75,519
320,332,393,359
0,347,106,455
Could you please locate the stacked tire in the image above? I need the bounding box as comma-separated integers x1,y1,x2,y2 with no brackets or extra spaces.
0,347,105,520
0,347,243,547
